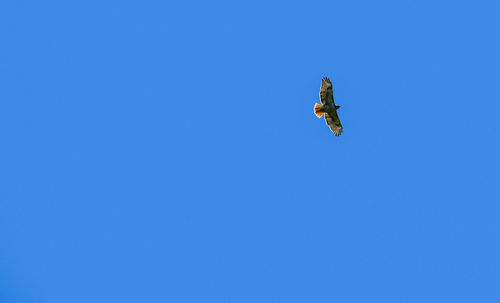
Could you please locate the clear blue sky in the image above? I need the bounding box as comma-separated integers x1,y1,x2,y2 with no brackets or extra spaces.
1,0,499,302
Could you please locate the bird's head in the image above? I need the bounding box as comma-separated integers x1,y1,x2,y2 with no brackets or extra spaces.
335,105,341,109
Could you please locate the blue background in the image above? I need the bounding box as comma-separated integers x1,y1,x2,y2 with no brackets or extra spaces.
1,0,499,302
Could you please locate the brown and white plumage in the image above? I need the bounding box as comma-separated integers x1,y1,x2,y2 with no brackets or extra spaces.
314,77,343,136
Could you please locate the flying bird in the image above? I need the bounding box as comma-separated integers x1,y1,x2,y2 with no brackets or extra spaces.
314,77,343,136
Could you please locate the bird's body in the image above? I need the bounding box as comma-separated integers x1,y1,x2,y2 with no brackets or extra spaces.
319,104,338,111
314,77,343,136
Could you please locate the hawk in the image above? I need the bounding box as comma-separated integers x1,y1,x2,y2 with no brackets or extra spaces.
314,77,343,136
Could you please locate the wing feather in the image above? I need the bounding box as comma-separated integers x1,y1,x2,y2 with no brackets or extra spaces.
319,77,335,105
325,110,343,136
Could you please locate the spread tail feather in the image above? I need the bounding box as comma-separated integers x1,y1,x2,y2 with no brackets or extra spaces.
314,103,325,118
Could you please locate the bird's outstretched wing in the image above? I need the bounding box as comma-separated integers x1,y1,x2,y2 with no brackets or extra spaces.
325,110,343,136
319,77,334,105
